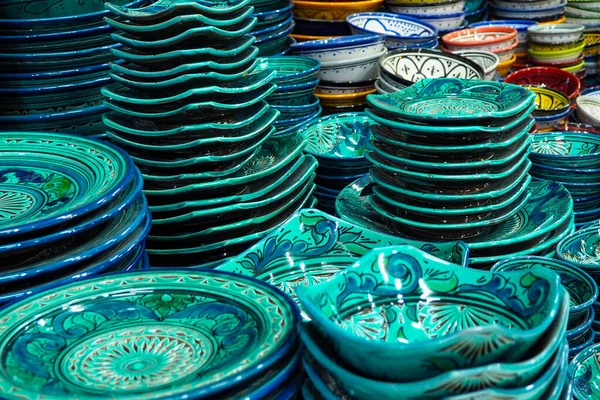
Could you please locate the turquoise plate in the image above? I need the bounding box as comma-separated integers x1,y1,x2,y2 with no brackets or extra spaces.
531,132,600,169
366,78,536,122
0,132,134,238
0,268,298,399
106,0,251,21
571,342,600,399
255,56,320,83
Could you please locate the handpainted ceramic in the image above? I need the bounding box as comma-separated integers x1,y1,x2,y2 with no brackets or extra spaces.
454,49,500,80
289,35,386,64
492,256,598,319
256,56,320,83
441,26,517,52
470,19,537,45
387,0,465,16
106,0,251,22
0,269,299,399
346,12,438,47
505,67,581,102
0,132,133,239
416,10,466,32
318,49,385,82
530,132,600,169
527,23,584,44
576,96,600,128
366,78,535,122
526,85,571,115
292,0,384,21
557,226,600,270
378,49,484,86
296,245,563,381
528,41,586,64
566,308,594,341
570,342,600,399
298,288,568,399
497,53,516,77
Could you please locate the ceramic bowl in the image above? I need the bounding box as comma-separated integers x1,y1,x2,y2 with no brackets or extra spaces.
505,67,581,103
454,49,500,80
527,23,585,45
315,89,375,107
492,256,598,320
346,12,438,48
531,132,600,170
386,0,466,16
256,56,320,83
465,3,488,24
288,34,386,63
318,48,386,82
299,290,569,399
557,226,600,272
490,2,567,21
470,19,537,46
293,0,384,21
416,10,467,32
569,342,600,398
577,96,600,128
442,26,518,52
529,41,586,64
497,53,517,77
297,245,563,382
378,48,484,87
491,0,564,11
526,85,571,116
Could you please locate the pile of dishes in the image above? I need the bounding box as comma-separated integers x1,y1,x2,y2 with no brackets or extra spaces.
102,0,317,268
527,23,587,79
385,0,467,35
530,132,600,227
258,56,322,134
489,0,567,23
0,0,143,136
336,78,575,268
566,0,600,32
0,269,302,399
470,19,538,63
576,95,600,128
298,245,570,399
251,0,296,55
0,132,149,306
493,256,598,359
505,66,581,106
441,26,519,76
346,12,439,50
290,35,386,114
376,48,486,93
298,113,372,214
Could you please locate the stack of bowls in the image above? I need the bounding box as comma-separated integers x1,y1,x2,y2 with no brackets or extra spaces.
289,35,386,114
298,113,372,214
530,132,600,226
583,32,600,86
364,78,536,243
470,20,538,63
441,26,519,76
0,268,303,399
376,48,485,94
566,0,600,32
0,0,145,137
576,95,600,128
386,0,467,36
493,256,598,359
298,245,570,400
505,66,581,108
527,23,587,78
0,132,149,307
258,56,322,135
489,0,568,23
525,84,573,130
347,12,439,49
102,0,317,268
291,0,383,40
466,0,488,23
251,0,296,55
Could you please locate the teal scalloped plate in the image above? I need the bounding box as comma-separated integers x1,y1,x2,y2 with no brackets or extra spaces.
106,0,251,21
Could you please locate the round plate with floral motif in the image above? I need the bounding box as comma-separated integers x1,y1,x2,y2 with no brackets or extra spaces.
0,269,299,400
0,132,134,240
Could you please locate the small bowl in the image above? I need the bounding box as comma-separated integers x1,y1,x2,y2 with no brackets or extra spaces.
557,226,600,273
569,342,600,398
256,56,320,83
415,10,467,31
296,245,563,382
527,23,585,45
378,48,484,86
497,53,517,77
505,67,581,103
288,34,386,63
386,0,466,16
442,26,518,52
526,85,571,116
293,0,384,21
316,88,375,107
530,40,586,53
346,12,438,48
576,96,600,128
491,0,564,11
471,19,538,45
494,38,519,62
318,48,386,82
528,41,586,64
454,49,500,80
492,256,598,319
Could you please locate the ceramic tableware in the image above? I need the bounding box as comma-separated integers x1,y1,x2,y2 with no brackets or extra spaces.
442,26,518,52
346,12,438,48
570,342,600,399
505,67,581,103
557,226,600,272
577,96,600,128
454,49,500,80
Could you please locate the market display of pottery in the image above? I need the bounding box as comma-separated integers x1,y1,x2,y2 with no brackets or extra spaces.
6,0,600,397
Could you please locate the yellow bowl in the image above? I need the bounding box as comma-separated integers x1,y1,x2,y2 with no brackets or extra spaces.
528,42,585,61
316,89,376,107
497,54,516,77
529,40,585,53
539,16,566,25
292,0,384,20
290,33,341,42
562,60,585,73
524,85,570,112
585,33,600,47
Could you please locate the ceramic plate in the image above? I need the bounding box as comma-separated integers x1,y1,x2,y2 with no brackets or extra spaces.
366,78,536,122
570,342,600,399
0,132,134,239
0,269,299,399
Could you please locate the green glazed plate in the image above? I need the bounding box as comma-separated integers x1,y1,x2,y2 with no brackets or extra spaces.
530,132,600,169
0,132,133,238
570,342,600,399
366,78,536,122
105,0,251,21
0,269,298,399
255,56,320,83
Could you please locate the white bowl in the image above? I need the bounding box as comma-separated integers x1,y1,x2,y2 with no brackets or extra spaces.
576,96,600,127
347,12,438,48
420,11,466,31
527,23,585,44
454,49,499,80
445,35,517,53
491,0,564,11
491,5,566,20
565,6,600,18
495,41,518,62
294,41,387,63
386,1,465,15
318,48,387,82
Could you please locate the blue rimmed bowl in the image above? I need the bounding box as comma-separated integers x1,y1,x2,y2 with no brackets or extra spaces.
530,132,600,169
346,12,438,48
557,226,600,276
288,34,386,63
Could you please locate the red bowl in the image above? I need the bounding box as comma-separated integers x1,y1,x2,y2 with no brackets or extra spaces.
504,67,581,102
557,121,600,135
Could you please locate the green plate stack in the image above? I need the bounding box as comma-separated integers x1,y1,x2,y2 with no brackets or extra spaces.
103,0,317,268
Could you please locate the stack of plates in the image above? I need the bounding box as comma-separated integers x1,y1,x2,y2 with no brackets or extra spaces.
583,32,600,86
0,132,149,306
102,0,317,268
259,56,322,135
289,35,386,114
489,0,567,23
298,245,570,399
251,0,296,55
493,256,598,359
336,78,575,268
530,132,600,226
298,113,372,214
0,269,302,399
0,0,144,137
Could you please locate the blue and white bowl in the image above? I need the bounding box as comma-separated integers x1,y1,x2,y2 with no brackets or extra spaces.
289,34,386,63
346,12,438,48
385,0,465,16
415,9,466,31
318,48,387,82
490,0,567,21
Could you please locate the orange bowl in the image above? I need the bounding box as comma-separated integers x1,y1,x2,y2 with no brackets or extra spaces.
292,0,384,21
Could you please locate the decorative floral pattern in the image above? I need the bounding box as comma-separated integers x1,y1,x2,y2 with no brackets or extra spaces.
573,353,600,399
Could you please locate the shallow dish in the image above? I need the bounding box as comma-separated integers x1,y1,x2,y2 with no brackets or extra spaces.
297,245,562,382
386,0,466,16
256,55,320,83
470,19,537,46
346,12,438,47
379,48,484,86
454,49,500,80
505,67,581,102
576,96,600,128
557,226,600,270
366,77,535,123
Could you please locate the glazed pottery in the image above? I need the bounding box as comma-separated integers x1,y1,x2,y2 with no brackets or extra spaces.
530,132,600,169
505,67,581,102
570,342,600,399
292,0,384,22
346,12,438,48
454,49,500,80
577,96,600,128
442,26,518,52
296,245,563,381
557,226,600,270
526,85,571,116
